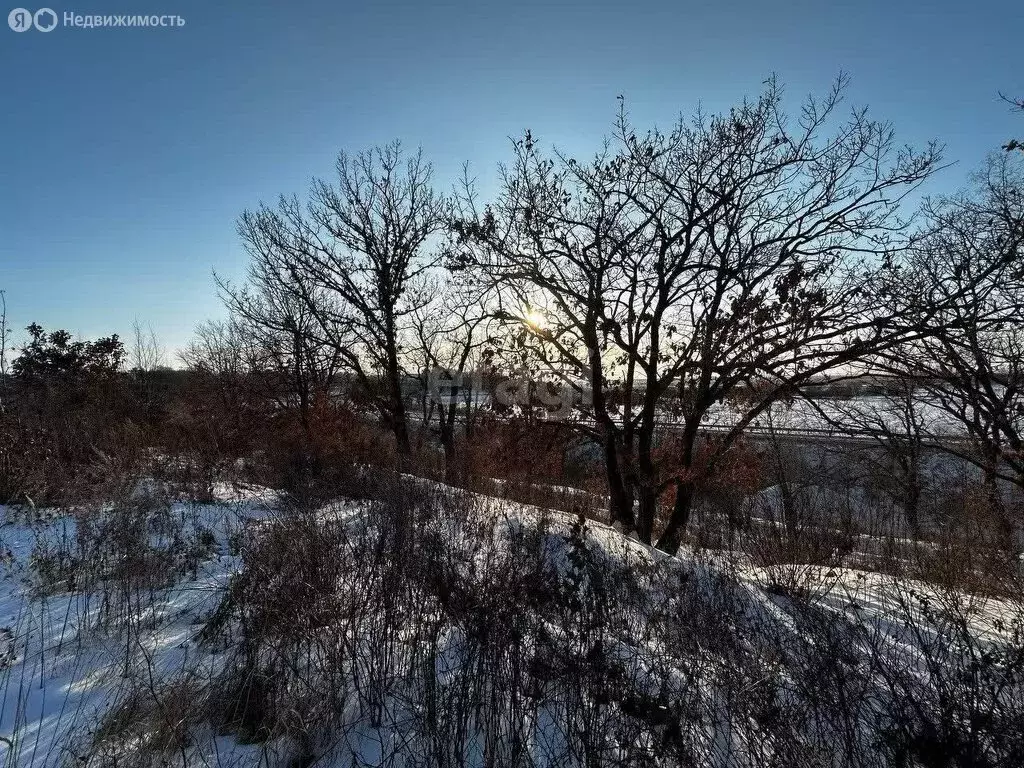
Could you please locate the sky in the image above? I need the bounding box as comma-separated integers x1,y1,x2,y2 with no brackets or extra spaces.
1,0,1021,360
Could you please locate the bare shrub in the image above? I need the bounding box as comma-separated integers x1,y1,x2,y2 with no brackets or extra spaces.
27,488,217,626
87,677,207,767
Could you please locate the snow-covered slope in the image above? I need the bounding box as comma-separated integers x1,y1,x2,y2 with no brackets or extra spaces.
1,480,1021,767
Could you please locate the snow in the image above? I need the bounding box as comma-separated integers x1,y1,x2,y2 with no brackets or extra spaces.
0,480,1021,766
0,497,265,766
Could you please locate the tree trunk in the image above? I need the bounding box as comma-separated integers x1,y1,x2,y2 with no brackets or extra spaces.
603,430,635,534
293,327,311,437
903,459,922,539
382,311,412,460
982,455,1012,549
442,438,458,485
654,423,699,554
392,404,412,458
656,480,693,554
387,361,411,459
635,489,656,545
635,419,657,544
585,319,635,534
436,391,461,485
779,480,798,542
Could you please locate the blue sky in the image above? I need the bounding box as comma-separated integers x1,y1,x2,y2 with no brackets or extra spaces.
1,0,1021,358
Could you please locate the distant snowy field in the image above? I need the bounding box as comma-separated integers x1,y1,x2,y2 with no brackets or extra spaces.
683,395,968,436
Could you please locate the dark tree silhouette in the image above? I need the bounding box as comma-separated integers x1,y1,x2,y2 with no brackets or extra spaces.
887,154,1024,510
237,142,448,459
14,324,123,390
455,77,942,552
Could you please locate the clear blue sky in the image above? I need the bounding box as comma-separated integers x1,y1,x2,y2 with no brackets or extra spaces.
1,0,1021,358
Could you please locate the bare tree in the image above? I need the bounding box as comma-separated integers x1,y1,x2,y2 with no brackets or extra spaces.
217,265,343,439
179,318,258,437
130,319,164,373
237,142,448,459
455,77,942,552
177,319,267,493
179,319,247,378
128,319,166,425
806,377,929,538
888,154,1024,527
410,280,493,482
0,290,10,413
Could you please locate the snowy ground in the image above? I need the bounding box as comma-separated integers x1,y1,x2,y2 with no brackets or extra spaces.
1,479,1021,766
0,484,279,766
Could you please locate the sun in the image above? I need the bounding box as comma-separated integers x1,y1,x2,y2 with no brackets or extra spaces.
524,309,547,330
